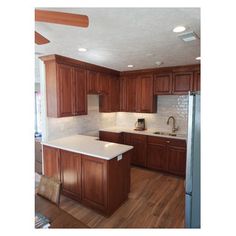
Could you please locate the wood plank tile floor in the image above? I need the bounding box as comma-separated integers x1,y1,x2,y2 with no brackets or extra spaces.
59,166,185,228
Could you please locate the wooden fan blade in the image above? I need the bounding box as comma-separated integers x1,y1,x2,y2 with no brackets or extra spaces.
35,9,89,28
35,31,50,45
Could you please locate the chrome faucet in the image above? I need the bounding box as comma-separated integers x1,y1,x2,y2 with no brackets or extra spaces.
167,116,179,133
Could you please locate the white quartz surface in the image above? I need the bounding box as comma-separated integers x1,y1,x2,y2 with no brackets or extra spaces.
42,134,133,160
99,127,187,140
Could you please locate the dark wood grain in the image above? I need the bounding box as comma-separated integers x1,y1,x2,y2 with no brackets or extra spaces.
154,72,172,95
193,70,200,91
99,131,123,144
57,64,74,116
43,145,60,181
60,150,82,201
172,71,193,95
74,67,87,115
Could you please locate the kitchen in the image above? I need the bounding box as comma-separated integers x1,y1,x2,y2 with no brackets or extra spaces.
34,8,200,229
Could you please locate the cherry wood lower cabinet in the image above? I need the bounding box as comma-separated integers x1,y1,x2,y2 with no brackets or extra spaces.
60,150,81,201
99,131,123,144
123,133,147,167
43,145,60,181
43,145,131,216
147,136,186,177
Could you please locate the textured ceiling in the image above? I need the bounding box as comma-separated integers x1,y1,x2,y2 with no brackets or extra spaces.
35,8,200,72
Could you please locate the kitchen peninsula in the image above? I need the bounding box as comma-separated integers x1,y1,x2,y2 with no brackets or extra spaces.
42,135,133,216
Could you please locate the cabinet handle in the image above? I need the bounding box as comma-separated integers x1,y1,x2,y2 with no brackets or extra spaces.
166,141,170,143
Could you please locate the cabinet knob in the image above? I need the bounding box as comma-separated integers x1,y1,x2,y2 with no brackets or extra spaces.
166,141,170,143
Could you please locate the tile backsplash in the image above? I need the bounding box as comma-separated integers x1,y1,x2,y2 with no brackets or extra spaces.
116,95,188,133
45,95,188,140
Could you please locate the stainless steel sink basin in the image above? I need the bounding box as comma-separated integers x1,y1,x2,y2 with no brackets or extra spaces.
153,131,177,137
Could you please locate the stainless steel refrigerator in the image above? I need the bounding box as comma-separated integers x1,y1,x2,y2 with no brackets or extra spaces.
185,91,201,228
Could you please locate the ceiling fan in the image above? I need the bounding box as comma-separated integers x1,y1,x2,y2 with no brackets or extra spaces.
35,9,89,45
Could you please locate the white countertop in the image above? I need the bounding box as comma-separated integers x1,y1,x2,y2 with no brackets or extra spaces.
42,135,133,160
99,127,187,140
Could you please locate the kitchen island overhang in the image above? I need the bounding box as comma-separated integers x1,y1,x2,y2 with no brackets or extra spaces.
41,135,133,216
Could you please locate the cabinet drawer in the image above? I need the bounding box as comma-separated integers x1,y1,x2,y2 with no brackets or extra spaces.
148,136,186,147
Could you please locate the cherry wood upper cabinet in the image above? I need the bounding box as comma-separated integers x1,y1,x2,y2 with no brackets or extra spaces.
154,73,172,95
138,74,157,113
58,64,74,116
99,75,120,112
126,76,138,112
120,76,127,111
74,68,87,115
60,150,82,201
99,72,110,94
193,70,200,91
87,70,100,94
43,145,60,181
172,71,194,94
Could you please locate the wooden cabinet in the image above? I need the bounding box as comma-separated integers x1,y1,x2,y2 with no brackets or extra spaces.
58,64,74,116
43,59,87,117
193,70,200,91
87,70,100,94
172,71,193,95
60,150,81,201
168,145,186,176
138,74,157,113
43,145,60,181
99,131,123,144
147,136,186,177
42,145,131,216
154,73,172,95
147,138,168,172
126,76,138,112
120,76,127,111
122,74,157,113
74,68,87,115
99,72,110,94
99,75,120,112
81,155,108,212
124,133,147,167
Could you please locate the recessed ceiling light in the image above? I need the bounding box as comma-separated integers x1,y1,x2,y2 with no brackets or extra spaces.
196,57,201,60
173,26,186,33
78,48,87,52
127,65,134,68
155,61,163,66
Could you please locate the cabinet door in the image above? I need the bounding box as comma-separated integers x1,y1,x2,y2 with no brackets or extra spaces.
126,76,137,112
87,70,100,94
139,74,157,113
81,155,108,212
110,76,120,112
99,73,110,94
131,134,147,167
57,64,74,116
147,143,168,171
74,68,87,115
60,150,81,200
193,71,200,91
154,73,172,95
120,76,127,111
99,131,123,144
43,145,60,181
167,146,186,176
172,72,193,94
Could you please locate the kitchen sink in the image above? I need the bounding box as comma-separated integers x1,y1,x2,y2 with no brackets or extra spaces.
153,131,177,137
